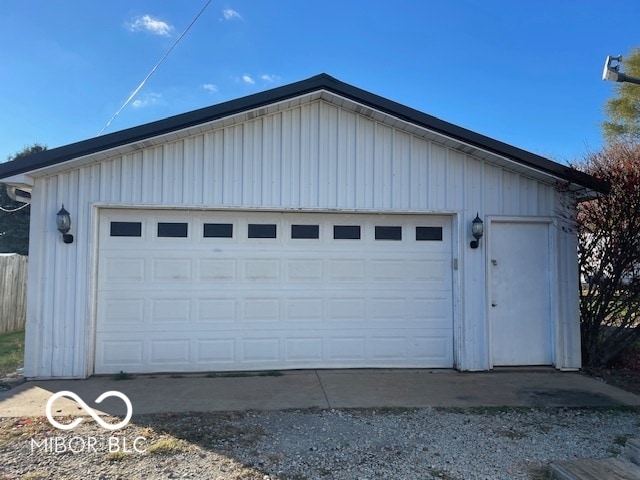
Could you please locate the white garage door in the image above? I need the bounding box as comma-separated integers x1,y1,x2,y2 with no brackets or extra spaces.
95,209,453,374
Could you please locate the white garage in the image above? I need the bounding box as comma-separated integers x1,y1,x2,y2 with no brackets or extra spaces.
96,209,453,373
0,73,608,378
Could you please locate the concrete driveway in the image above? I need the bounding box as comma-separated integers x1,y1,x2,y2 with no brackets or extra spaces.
1,369,639,418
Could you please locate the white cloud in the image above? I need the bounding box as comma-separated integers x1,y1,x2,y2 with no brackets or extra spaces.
222,9,242,21
131,93,162,108
242,75,255,85
127,15,173,36
202,83,218,93
261,74,278,83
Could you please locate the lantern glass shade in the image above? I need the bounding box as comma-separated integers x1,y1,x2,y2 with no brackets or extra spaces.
471,213,483,240
56,205,71,234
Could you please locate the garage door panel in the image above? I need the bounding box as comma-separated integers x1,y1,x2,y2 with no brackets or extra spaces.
243,298,281,321
101,298,145,325
412,298,452,326
371,298,406,320
285,259,324,282
286,338,323,361
196,339,236,364
152,258,192,282
329,337,366,360
286,298,323,321
241,338,281,362
413,335,453,362
198,298,237,322
410,258,451,284
199,258,238,282
151,298,191,323
98,339,144,368
150,340,190,365
371,260,407,282
96,210,454,374
243,258,281,282
329,259,366,281
103,257,146,283
328,298,366,320
370,337,407,360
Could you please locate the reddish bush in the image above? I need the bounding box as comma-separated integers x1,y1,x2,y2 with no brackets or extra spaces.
575,141,640,368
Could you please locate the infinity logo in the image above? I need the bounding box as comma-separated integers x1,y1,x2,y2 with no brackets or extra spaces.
45,391,133,431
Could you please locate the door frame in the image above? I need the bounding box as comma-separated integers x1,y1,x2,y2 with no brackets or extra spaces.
485,216,558,369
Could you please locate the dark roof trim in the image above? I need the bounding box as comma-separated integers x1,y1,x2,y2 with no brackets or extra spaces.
0,73,609,193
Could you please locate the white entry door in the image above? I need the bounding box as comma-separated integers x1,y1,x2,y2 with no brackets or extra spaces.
489,220,553,366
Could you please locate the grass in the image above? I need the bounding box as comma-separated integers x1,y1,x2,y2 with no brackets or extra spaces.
113,370,134,381
0,329,24,376
105,451,130,462
22,473,48,480
0,417,51,449
146,436,190,455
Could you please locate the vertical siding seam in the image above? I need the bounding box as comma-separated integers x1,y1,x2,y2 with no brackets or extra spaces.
334,106,340,208
73,169,85,377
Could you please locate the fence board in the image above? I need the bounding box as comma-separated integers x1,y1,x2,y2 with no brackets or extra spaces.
0,254,27,333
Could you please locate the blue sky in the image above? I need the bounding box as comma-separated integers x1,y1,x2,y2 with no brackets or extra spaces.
1,1,639,164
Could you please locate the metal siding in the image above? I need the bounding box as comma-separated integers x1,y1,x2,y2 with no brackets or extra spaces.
24,98,578,377
410,136,428,210
73,167,90,376
358,116,375,209
460,157,487,370
502,171,520,215
555,216,581,369
429,143,447,210
447,151,465,211
337,108,356,208
519,177,534,215
537,183,554,216
23,184,44,377
483,164,503,214
182,139,195,204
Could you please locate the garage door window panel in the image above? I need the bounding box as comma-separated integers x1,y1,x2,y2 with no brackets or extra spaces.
333,225,361,240
248,224,277,238
291,224,320,239
416,226,443,241
204,223,233,238
375,226,402,241
158,222,188,238
110,221,142,237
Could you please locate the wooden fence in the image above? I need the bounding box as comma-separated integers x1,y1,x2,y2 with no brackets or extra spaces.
0,254,27,334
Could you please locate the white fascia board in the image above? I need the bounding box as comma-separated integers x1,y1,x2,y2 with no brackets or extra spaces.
0,173,35,188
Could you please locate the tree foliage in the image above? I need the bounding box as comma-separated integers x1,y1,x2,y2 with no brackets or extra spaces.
603,47,640,141
576,141,640,368
0,144,46,255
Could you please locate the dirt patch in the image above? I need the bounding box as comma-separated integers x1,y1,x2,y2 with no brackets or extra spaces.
586,347,640,396
587,368,640,396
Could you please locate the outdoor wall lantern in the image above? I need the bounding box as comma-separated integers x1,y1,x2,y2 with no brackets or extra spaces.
56,204,74,244
470,213,483,249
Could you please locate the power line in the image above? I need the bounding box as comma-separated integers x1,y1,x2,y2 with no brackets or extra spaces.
0,202,30,213
97,0,214,136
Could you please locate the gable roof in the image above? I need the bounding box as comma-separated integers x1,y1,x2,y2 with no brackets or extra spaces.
0,73,608,194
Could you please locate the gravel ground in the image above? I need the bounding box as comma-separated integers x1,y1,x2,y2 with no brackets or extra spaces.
1,407,639,480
